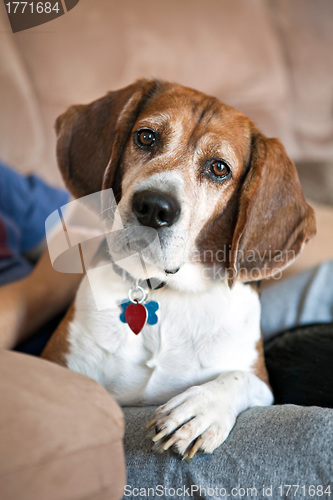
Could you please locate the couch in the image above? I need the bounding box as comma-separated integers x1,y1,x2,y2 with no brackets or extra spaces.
1,1,333,499
0,350,126,500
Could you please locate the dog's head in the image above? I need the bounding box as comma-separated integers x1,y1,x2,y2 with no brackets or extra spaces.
56,79,316,290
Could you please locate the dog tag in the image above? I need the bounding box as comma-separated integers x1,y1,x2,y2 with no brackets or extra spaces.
124,300,148,335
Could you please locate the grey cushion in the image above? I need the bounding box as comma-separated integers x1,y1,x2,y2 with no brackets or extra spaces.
123,405,333,499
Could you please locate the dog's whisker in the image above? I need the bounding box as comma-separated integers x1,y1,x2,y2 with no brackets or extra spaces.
98,207,117,219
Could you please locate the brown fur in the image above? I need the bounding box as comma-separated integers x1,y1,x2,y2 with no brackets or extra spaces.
56,79,160,200
42,304,75,366
252,336,271,387
228,135,316,285
195,134,316,284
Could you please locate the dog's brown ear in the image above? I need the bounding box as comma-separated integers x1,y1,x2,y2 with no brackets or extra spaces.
55,79,159,199
229,133,316,284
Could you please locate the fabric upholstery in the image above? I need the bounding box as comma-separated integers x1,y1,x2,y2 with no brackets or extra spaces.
261,260,333,338
123,405,333,499
0,0,332,186
0,350,126,500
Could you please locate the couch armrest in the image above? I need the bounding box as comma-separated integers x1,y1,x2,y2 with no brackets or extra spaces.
0,351,125,500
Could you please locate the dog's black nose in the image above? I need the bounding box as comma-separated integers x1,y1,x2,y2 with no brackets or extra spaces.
132,190,181,229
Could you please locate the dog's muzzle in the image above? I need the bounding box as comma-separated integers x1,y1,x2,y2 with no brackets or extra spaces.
132,190,181,229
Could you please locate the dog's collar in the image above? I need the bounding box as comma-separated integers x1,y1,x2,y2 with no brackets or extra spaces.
93,239,166,291
94,239,165,334
112,262,166,290
114,262,164,335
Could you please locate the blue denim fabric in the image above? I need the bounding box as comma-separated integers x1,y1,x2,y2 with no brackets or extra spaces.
0,161,69,285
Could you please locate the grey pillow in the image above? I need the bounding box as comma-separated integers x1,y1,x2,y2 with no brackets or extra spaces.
123,405,333,499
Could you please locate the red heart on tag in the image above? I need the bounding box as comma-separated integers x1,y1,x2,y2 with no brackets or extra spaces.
125,301,147,334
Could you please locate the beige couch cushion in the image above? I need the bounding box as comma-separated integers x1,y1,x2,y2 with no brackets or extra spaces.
0,350,125,500
0,0,293,185
0,8,45,175
270,0,333,161
1,0,333,185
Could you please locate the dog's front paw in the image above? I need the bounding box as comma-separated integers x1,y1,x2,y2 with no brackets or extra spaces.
146,384,236,460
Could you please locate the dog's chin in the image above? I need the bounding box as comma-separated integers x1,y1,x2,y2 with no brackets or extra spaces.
105,226,215,292
106,225,180,274
163,263,213,292
105,245,204,293
105,231,174,281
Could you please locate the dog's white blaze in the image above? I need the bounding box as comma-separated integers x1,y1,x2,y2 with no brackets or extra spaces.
136,170,185,196
65,267,263,406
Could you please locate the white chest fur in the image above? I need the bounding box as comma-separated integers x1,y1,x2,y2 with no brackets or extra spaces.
65,267,261,406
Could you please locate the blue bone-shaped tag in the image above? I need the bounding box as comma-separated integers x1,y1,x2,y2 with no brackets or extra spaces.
120,300,159,326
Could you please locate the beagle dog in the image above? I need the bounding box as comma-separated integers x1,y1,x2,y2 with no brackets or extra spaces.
42,79,316,459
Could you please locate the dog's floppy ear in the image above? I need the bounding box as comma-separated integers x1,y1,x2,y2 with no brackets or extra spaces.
229,133,316,285
55,79,159,199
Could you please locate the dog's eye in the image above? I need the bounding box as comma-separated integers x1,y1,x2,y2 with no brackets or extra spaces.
210,160,231,179
135,129,157,148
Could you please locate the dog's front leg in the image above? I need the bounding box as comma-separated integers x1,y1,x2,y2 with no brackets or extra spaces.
147,371,273,459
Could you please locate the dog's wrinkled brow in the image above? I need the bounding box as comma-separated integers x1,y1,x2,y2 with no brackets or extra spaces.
135,112,171,129
197,99,219,126
193,136,238,167
187,98,221,148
